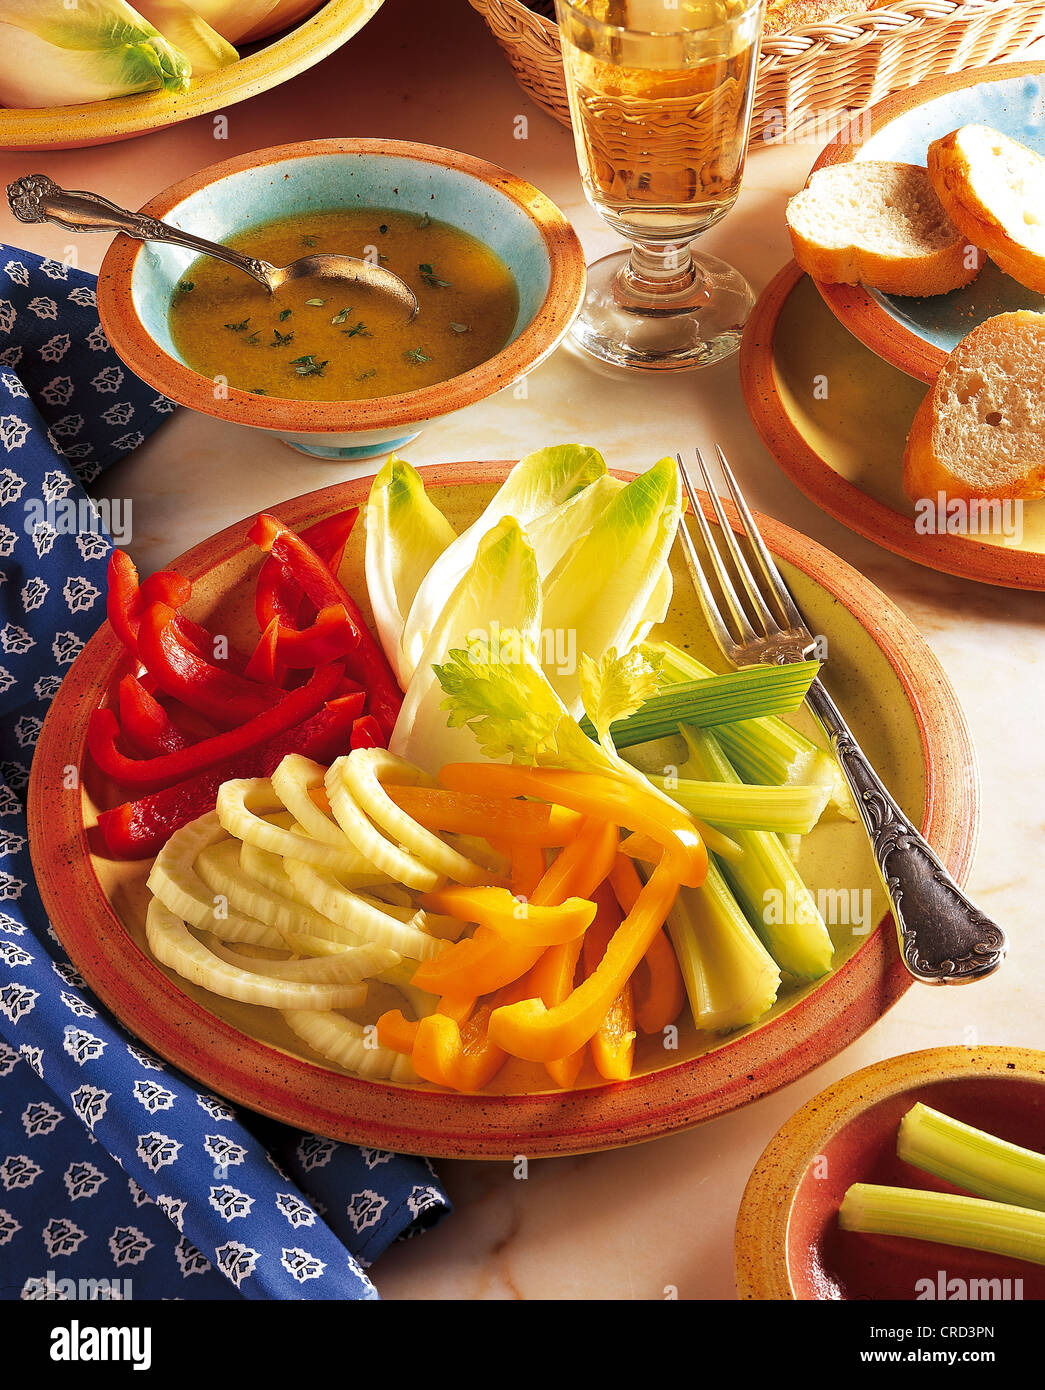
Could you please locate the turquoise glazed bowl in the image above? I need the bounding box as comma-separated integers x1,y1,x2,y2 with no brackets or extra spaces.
810,62,1045,382
98,139,586,462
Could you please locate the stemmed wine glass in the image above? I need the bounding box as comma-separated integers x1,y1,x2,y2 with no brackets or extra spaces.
555,0,766,371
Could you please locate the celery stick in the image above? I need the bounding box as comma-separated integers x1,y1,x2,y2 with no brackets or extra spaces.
898,1102,1045,1212
680,726,834,980
645,640,855,822
839,1183,1045,1266
646,774,831,836
666,859,781,1032
780,833,802,863
578,661,820,748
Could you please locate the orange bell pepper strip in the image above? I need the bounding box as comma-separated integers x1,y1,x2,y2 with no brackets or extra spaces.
410,975,534,1092
507,841,545,897
419,886,596,948
410,818,618,998
438,765,707,888
488,856,683,1063
377,989,476,1056
610,856,685,1034
385,785,583,846
582,886,636,1082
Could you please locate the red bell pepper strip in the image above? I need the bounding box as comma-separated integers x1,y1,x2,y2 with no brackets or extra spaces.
107,551,188,652
349,715,384,750
244,619,281,686
107,550,249,672
248,512,401,738
273,604,360,668
117,675,194,757
254,508,359,630
97,691,365,859
137,603,281,730
88,661,343,791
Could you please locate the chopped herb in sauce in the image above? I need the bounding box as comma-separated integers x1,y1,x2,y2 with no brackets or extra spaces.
224,318,251,332
305,298,326,307
291,354,329,377
450,322,469,333
279,308,293,321
301,235,317,248
270,329,294,347
403,346,432,364
419,262,451,288
417,212,431,230
342,321,371,338
329,307,353,325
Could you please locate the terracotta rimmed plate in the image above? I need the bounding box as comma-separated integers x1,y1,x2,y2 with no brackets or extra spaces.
741,262,1045,591
28,463,981,1159
0,1,383,152
735,1046,1045,1300
808,61,1045,383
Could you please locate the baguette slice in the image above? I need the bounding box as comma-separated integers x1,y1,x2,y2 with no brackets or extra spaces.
902,310,1045,503
786,161,982,296
927,124,1045,295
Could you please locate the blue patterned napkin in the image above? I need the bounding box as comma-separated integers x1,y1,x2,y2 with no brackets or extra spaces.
0,245,449,1301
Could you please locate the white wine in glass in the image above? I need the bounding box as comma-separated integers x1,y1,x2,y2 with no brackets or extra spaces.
556,0,765,370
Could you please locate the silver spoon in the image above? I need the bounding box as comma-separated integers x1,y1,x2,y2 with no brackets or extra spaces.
6,174,418,321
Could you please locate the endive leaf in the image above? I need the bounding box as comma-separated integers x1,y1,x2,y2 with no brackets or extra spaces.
0,0,190,106
390,519,542,771
364,454,457,688
541,457,682,712
400,444,605,679
132,0,238,74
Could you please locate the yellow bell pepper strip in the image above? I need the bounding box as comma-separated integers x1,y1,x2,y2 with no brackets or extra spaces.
582,886,636,1083
410,819,618,999
419,886,597,948
505,841,545,897
376,1009,418,1055
410,975,534,1092
610,856,685,1034
488,856,683,1063
438,765,708,888
384,784,584,847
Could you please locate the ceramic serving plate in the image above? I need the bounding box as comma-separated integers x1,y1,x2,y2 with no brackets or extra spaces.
741,262,1045,590
735,1046,1045,1300
0,1,383,153
28,463,981,1159
810,61,1045,383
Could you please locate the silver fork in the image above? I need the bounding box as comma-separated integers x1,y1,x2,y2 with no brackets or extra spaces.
676,448,1007,985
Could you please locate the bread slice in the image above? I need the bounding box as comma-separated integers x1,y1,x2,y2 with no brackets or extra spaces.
785,161,981,296
927,124,1045,295
902,310,1045,503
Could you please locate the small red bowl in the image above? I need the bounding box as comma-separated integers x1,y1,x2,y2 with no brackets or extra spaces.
735,1047,1045,1300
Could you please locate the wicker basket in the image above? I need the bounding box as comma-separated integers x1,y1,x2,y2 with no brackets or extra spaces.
469,0,1045,139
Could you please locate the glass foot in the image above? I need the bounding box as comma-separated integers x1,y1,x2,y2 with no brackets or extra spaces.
569,248,756,372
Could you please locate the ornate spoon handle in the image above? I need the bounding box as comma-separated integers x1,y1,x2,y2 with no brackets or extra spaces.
805,678,1007,984
6,173,275,289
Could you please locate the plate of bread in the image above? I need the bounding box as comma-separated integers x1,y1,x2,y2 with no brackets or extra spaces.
741,60,1045,587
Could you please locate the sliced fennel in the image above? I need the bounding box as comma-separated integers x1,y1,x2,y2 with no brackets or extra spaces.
344,747,488,885
364,454,457,687
195,837,348,943
898,1102,1045,1211
146,899,367,1011
400,443,605,677
199,931,398,985
680,726,834,981
282,857,445,960
0,0,190,107
217,777,376,876
169,0,282,43
283,1009,418,1083
666,859,780,1032
147,811,283,948
646,774,832,835
540,458,682,712
391,516,543,771
839,1183,1045,1267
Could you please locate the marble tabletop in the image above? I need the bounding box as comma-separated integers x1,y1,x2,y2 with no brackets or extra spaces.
2,0,1042,1301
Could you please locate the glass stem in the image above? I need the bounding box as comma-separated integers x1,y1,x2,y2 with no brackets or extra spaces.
620,239,700,300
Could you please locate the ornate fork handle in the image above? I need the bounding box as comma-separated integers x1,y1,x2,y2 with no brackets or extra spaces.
805,679,1007,984
6,174,274,288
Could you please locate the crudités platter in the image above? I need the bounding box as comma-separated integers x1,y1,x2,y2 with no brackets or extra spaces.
28,459,981,1159
741,263,1045,591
